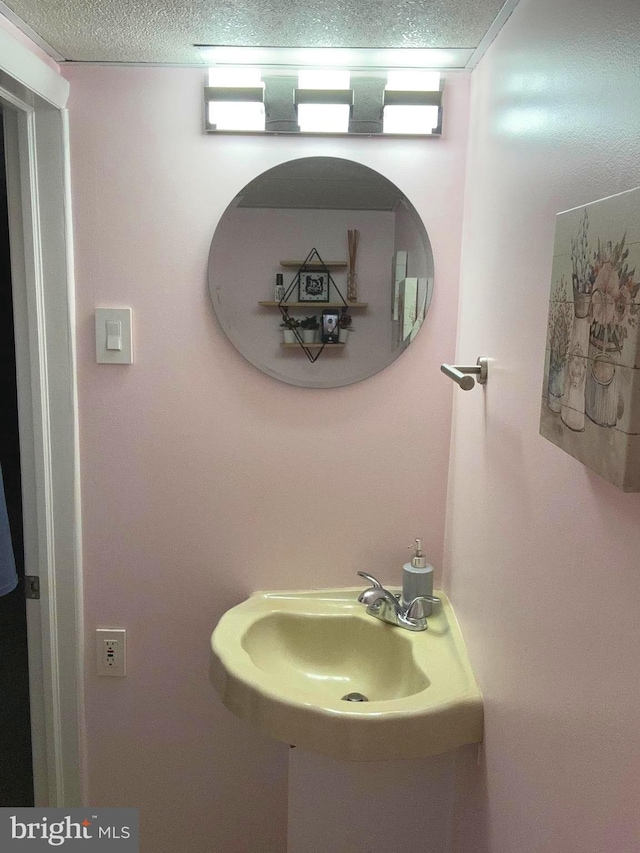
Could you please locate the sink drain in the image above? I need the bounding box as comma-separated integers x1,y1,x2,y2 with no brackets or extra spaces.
342,692,368,702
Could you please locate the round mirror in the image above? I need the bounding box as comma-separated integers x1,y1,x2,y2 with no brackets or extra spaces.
208,157,434,388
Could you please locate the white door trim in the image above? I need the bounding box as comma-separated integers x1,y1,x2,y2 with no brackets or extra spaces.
0,23,68,108
0,3,65,65
1,31,83,807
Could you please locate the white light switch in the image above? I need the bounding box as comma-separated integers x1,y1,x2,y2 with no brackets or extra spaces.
96,308,133,364
106,320,122,351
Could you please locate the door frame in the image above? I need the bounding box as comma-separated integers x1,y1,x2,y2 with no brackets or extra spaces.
0,24,83,806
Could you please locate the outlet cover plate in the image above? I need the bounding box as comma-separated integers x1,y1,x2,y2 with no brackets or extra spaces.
96,628,127,677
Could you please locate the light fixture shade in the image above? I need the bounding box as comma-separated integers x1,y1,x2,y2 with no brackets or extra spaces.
208,101,265,131
383,104,440,135
297,103,351,133
298,69,350,89
386,70,441,91
294,77,353,133
208,67,264,87
205,66,266,130
382,72,442,134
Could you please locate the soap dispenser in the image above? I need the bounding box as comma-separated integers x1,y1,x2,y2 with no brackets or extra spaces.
402,539,435,616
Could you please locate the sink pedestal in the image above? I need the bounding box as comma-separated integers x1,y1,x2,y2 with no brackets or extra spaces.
288,746,479,853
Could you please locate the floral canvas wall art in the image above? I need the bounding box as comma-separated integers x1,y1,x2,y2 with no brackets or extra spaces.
540,187,640,491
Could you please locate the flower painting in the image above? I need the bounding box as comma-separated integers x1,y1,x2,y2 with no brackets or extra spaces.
540,187,640,491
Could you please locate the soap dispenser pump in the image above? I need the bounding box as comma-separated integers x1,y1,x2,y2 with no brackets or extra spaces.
402,539,435,616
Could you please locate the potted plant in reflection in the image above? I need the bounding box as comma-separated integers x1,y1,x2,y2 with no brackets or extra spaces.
338,312,352,343
280,315,300,344
300,315,319,344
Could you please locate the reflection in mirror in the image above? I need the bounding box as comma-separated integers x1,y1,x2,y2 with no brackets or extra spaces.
208,157,434,388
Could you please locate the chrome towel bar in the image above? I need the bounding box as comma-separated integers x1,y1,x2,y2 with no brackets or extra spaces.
441,357,488,390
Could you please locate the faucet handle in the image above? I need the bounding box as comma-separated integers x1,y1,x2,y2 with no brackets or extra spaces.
357,571,382,588
406,595,441,620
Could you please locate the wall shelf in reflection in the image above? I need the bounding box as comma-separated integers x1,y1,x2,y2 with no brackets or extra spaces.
259,301,368,308
279,260,347,268
258,300,369,309
281,342,346,349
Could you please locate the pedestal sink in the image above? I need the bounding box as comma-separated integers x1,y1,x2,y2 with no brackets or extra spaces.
210,588,483,761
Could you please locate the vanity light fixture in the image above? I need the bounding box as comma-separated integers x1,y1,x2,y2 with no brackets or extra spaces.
294,69,353,133
200,48,447,136
383,71,442,135
205,67,265,131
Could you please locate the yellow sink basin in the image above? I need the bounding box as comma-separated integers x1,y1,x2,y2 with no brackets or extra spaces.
210,588,483,761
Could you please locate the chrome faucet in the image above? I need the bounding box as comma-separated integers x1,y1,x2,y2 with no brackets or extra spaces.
357,572,439,632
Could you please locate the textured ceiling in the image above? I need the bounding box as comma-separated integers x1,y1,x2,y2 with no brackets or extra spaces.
2,0,508,64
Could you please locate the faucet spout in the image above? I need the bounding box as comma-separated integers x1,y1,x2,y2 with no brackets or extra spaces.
357,586,399,609
356,572,439,632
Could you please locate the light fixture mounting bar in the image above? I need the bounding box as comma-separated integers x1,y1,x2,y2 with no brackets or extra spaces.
294,89,354,106
195,45,474,70
383,90,442,107
205,86,265,103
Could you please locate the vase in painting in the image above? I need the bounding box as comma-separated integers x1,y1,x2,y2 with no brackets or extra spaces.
560,294,591,431
585,350,619,427
547,359,565,412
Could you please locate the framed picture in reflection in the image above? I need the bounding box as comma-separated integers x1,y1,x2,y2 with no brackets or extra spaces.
298,270,330,302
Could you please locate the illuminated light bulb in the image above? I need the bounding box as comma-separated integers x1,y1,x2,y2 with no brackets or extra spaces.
297,103,350,133
386,70,440,92
298,69,350,90
208,101,265,131
208,67,263,87
383,105,439,134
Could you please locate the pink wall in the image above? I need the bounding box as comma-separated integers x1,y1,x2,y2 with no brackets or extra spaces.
63,65,469,852
447,0,640,850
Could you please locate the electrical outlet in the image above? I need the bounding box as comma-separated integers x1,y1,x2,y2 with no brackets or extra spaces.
96,628,126,677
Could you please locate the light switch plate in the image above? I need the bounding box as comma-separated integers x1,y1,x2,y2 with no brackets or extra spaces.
95,308,133,364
